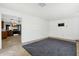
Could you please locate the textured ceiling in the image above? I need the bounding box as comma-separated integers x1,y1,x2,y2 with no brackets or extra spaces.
0,3,79,20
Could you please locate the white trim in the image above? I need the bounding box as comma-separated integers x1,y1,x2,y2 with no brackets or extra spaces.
22,37,48,45
22,37,76,46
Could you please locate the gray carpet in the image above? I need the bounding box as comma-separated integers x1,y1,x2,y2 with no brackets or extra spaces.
23,38,76,56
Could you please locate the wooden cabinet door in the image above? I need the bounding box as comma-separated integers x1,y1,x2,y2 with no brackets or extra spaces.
2,31,8,39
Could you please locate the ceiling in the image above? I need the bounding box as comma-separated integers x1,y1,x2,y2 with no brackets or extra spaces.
0,3,79,20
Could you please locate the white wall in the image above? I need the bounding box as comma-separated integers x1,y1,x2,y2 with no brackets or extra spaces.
0,7,48,49
49,17,79,41
22,16,48,43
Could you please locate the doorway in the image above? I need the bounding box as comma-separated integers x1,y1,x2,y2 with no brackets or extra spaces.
1,14,22,49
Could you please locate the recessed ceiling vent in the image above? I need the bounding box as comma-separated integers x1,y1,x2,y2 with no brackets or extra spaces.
38,3,46,7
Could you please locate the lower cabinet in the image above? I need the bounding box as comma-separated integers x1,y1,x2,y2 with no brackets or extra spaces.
2,31,13,39
2,31,8,39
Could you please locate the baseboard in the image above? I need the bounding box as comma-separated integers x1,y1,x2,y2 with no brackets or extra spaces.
22,36,76,46
48,36,76,42
22,37,48,46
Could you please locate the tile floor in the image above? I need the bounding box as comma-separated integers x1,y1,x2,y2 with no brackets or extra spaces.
76,40,79,56
0,35,31,56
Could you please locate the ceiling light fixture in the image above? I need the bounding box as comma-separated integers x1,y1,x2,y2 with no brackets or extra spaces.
38,3,46,7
